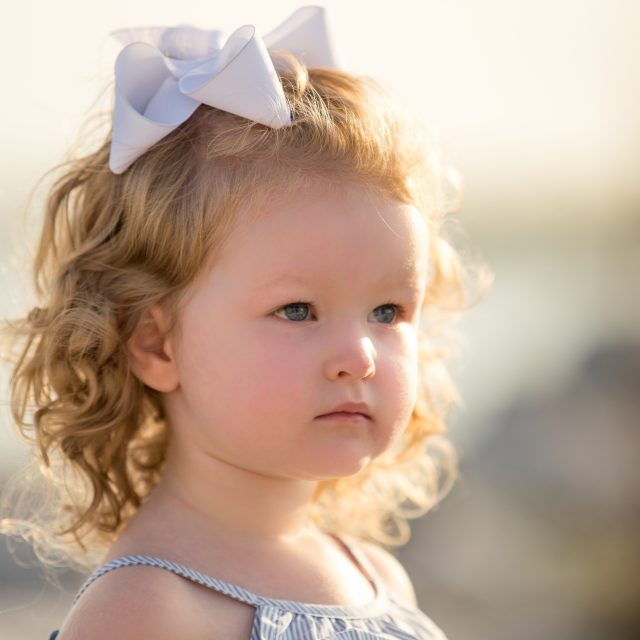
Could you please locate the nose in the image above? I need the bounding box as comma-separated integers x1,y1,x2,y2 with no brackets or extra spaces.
322,327,377,381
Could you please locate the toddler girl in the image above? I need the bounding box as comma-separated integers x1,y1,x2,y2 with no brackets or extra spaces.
1,6,491,639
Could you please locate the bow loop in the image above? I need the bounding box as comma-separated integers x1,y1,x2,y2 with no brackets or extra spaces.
158,25,224,60
108,5,340,174
264,4,340,69
111,24,225,60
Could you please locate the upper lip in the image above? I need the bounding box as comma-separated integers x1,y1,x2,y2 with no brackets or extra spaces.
318,401,371,418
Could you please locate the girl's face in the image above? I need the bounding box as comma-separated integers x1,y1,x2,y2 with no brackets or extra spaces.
165,181,430,481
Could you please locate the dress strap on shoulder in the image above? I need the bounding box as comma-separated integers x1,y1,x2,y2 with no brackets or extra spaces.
70,554,266,608
329,532,386,594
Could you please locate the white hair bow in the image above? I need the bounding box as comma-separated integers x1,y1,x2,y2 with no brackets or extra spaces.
108,5,340,174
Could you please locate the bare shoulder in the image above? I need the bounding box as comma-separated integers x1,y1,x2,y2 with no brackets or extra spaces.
353,537,419,607
54,563,255,640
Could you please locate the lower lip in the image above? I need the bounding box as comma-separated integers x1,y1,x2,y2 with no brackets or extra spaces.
316,412,370,422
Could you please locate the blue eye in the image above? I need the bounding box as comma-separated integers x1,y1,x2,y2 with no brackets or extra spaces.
273,302,404,323
274,302,313,322
370,304,400,324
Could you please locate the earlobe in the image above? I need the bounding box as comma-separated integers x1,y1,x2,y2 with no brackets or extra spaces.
126,305,179,392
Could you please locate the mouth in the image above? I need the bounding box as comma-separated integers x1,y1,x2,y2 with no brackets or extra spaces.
317,401,372,420
318,400,371,422
315,411,371,421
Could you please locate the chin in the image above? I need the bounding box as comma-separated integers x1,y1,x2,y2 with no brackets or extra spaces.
297,451,374,480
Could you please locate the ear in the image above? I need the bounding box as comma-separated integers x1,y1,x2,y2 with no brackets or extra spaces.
126,304,179,392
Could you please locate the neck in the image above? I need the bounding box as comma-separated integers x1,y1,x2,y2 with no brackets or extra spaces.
139,436,321,551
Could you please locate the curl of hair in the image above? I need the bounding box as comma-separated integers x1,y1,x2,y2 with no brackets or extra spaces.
1,51,493,576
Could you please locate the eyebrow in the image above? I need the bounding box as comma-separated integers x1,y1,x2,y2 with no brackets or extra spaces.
253,271,425,293
253,275,312,289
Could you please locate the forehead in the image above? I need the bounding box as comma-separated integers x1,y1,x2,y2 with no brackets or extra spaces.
214,182,429,289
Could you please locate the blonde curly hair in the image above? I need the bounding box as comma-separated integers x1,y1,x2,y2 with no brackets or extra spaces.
1,51,492,577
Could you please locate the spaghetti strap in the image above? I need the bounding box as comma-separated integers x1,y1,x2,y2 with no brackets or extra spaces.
70,554,265,608
332,533,386,592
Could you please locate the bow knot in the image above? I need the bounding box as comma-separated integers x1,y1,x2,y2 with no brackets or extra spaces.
108,6,340,174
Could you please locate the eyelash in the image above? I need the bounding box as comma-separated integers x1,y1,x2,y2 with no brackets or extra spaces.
273,301,407,324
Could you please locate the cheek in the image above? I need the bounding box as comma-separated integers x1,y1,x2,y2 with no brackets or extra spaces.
233,331,313,414
183,324,311,423
379,330,420,420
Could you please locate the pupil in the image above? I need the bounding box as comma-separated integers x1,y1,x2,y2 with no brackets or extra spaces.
375,305,395,323
286,304,308,321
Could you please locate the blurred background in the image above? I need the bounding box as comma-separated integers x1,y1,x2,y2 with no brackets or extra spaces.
1,1,639,639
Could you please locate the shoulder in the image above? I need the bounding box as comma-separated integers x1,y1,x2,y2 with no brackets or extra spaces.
54,563,253,640
353,537,419,607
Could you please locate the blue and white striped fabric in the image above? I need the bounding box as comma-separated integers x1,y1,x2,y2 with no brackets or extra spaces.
48,535,448,639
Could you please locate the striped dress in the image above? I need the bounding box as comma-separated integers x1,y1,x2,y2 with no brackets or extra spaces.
48,534,448,639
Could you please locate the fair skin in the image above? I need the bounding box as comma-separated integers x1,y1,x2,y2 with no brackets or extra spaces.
57,180,429,639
